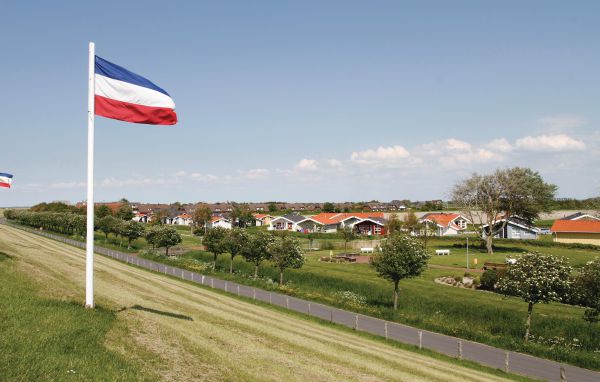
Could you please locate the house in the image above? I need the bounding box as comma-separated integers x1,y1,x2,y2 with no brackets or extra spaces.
308,212,386,233
482,216,539,240
419,213,469,236
268,214,307,231
559,212,600,222
550,220,600,246
133,212,149,223
354,217,387,236
253,213,274,227
172,213,193,226
206,216,232,230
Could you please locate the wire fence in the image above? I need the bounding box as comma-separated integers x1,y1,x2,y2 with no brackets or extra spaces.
2,220,598,382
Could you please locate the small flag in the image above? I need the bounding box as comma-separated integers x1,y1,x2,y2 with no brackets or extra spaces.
0,173,13,188
94,56,177,125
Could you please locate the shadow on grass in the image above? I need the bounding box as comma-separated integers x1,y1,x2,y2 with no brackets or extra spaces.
120,305,193,321
0,251,14,261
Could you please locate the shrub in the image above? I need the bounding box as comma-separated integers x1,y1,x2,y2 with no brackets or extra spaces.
320,241,335,250
479,269,505,291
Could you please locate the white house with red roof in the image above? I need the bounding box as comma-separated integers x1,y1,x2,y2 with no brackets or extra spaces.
419,213,469,236
172,213,193,226
253,213,274,227
207,216,232,229
304,212,387,234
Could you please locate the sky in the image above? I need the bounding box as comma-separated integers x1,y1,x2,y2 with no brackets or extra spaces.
1,1,599,206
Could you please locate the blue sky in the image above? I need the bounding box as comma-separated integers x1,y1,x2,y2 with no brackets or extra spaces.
1,1,599,206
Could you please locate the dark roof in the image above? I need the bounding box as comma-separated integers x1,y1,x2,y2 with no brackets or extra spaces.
279,214,307,223
559,212,600,221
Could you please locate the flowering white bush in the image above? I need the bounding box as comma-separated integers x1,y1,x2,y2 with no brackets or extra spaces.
334,291,367,308
497,252,572,342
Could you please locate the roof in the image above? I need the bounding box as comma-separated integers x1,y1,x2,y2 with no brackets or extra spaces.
310,212,384,225
559,212,600,221
176,213,191,219
253,213,272,220
482,216,539,233
355,217,387,226
551,220,600,234
210,216,230,223
271,214,307,223
420,213,466,229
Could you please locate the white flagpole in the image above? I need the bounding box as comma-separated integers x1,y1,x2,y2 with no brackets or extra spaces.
85,42,95,308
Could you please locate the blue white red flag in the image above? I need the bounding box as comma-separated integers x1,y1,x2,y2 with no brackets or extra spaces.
94,56,177,125
0,173,13,188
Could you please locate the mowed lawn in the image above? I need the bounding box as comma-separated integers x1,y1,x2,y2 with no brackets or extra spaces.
0,225,528,382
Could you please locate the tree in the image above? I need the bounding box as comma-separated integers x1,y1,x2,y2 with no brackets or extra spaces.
242,231,274,278
193,203,213,234
223,228,249,273
417,220,437,249
322,202,335,213
371,233,430,310
497,253,572,342
203,227,228,262
95,205,112,219
150,209,167,226
339,226,356,253
111,220,126,247
154,226,182,256
231,204,254,228
386,213,403,235
452,167,556,254
121,221,145,249
268,236,305,285
116,203,135,221
268,202,278,213
403,211,420,235
97,215,119,241
145,226,161,250
573,258,600,323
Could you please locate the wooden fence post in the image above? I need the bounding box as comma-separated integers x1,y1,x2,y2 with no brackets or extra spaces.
384,322,388,340
354,315,359,330
253,288,256,300
308,303,311,315
505,352,509,373
458,340,463,360
560,366,567,382
418,331,423,350
237,285,240,296
286,297,289,309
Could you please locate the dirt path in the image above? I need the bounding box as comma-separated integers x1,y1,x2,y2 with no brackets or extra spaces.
0,225,516,382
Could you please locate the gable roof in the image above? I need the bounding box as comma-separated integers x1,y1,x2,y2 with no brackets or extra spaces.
272,214,306,223
482,216,539,233
310,212,384,225
253,213,273,220
210,216,230,223
420,213,467,229
551,220,600,234
559,212,600,221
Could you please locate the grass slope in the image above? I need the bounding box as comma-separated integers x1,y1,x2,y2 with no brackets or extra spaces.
0,225,527,382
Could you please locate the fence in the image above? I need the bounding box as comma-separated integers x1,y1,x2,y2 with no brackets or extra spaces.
2,220,598,382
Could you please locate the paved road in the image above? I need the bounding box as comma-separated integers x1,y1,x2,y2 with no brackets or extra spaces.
3,220,599,382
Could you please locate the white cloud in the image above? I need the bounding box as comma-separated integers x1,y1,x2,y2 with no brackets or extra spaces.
295,159,319,171
327,159,343,168
190,173,219,182
173,170,186,177
445,139,472,152
245,168,269,179
350,145,410,165
486,138,513,153
539,115,586,130
50,181,86,189
515,133,586,152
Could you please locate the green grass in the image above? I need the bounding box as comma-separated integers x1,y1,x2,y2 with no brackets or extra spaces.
0,254,153,381
141,248,600,371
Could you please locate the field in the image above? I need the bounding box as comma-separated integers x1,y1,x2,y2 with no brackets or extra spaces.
0,225,531,382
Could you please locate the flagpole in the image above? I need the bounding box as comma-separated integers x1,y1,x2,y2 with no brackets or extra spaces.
85,42,95,308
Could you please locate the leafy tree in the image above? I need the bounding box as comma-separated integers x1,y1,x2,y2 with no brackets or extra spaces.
154,226,182,256
386,213,403,235
322,202,335,213
268,202,278,213
371,233,430,310
116,203,135,221
497,253,572,341
338,226,356,253
150,209,167,226
203,227,228,262
145,226,161,250
111,220,126,247
268,236,305,284
193,203,213,234
223,228,249,273
97,215,119,241
452,167,556,254
95,205,113,219
573,258,600,323
242,231,274,278
120,221,146,249
417,220,437,249
230,203,254,228
403,211,420,235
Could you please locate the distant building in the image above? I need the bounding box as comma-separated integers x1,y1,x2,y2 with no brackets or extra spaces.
558,212,600,222
551,220,600,246
419,213,469,236
482,216,540,240
207,216,232,229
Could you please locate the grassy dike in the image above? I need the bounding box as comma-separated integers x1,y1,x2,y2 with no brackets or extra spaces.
0,225,527,382
0,251,155,382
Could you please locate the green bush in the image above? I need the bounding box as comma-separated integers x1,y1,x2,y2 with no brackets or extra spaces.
479,269,505,291
320,241,335,250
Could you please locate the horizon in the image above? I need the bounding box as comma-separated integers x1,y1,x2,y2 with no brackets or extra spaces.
1,1,599,206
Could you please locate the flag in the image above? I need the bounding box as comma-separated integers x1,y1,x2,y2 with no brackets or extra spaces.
94,56,177,125
0,173,13,188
